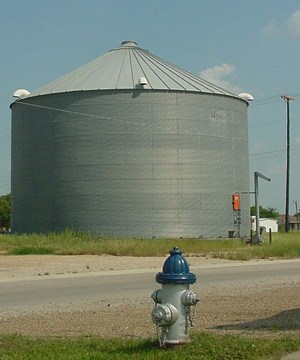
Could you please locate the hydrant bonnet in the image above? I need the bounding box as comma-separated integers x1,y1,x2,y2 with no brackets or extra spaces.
156,247,196,284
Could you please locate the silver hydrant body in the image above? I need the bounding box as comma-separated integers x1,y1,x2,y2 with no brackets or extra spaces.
151,247,199,346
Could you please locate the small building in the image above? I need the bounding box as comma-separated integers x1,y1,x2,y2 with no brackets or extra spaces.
278,215,299,231
251,216,278,233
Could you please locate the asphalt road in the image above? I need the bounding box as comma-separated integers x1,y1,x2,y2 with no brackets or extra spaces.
1,259,299,312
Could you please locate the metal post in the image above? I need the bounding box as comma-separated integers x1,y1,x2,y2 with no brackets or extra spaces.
253,172,271,244
254,173,260,243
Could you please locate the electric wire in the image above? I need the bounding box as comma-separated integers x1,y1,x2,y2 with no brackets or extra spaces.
6,94,299,180
249,119,285,127
0,134,10,144
249,95,282,108
249,154,285,161
10,98,299,154
249,94,299,108
13,101,245,140
249,149,285,157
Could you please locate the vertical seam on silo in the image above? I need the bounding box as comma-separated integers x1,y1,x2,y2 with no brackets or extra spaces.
131,49,150,87
116,48,127,89
141,51,186,91
128,49,135,88
134,49,171,90
149,54,222,94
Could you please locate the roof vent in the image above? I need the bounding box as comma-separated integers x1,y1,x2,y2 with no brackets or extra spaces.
13,89,30,99
238,92,254,102
121,40,137,47
138,77,148,86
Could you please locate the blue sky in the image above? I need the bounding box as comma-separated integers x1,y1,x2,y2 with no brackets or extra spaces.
1,0,300,213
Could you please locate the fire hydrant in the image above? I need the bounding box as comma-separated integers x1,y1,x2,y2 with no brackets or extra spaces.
151,247,199,346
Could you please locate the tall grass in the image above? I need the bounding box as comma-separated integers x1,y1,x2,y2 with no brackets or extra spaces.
0,229,299,260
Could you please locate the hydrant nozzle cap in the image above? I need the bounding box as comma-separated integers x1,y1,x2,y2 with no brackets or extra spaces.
156,247,196,284
169,247,182,256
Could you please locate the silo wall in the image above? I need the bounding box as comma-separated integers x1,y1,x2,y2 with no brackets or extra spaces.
11,90,250,237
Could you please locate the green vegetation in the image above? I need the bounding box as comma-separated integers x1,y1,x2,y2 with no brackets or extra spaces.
8,246,55,255
0,332,299,360
250,206,279,218
0,193,10,230
0,229,299,260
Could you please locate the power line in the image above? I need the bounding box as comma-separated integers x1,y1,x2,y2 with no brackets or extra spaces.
250,95,281,102
249,149,285,157
249,153,285,161
0,180,10,184
249,94,299,108
249,98,282,108
9,97,299,167
0,134,10,144
248,94,282,107
249,119,285,128
0,133,10,140
13,101,246,141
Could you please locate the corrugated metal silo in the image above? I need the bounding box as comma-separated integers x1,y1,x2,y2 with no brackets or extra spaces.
11,41,250,238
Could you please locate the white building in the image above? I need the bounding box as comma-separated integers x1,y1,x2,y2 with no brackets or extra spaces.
251,216,278,233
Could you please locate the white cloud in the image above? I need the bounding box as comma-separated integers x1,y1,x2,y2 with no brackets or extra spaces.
287,10,300,36
199,63,242,94
263,19,279,37
263,10,300,38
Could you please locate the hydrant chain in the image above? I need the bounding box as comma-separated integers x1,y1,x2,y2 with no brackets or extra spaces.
159,326,168,347
188,305,197,327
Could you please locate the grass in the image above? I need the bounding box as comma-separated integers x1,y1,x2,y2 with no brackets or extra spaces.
0,332,299,359
8,246,55,255
0,229,299,260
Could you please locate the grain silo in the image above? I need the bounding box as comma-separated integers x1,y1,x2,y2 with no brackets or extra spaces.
11,40,250,238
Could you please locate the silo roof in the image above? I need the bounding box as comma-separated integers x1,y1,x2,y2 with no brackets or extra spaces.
30,41,236,97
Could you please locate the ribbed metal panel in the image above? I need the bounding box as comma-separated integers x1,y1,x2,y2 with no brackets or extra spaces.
11,90,250,237
29,41,237,97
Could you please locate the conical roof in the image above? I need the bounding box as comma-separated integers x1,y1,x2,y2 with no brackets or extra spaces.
30,41,236,97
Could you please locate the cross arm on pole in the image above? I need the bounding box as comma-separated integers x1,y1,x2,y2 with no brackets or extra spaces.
254,172,271,183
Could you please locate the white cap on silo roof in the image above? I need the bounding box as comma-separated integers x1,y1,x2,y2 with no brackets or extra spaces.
120,40,138,47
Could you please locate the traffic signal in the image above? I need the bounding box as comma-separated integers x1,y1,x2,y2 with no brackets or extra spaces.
232,193,240,211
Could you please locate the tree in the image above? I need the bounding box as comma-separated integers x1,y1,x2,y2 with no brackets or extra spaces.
250,206,279,218
0,193,11,230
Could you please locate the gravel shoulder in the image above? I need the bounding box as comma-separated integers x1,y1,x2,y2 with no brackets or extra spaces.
0,254,232,280
0,255,299,341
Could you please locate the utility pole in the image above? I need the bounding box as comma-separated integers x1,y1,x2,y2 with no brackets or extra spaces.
281,95,295,233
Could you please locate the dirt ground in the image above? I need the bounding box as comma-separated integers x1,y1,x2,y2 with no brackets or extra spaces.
0,255,299,340
0,254,234,279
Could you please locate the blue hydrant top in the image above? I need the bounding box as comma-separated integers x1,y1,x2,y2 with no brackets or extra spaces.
156,247,197,284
